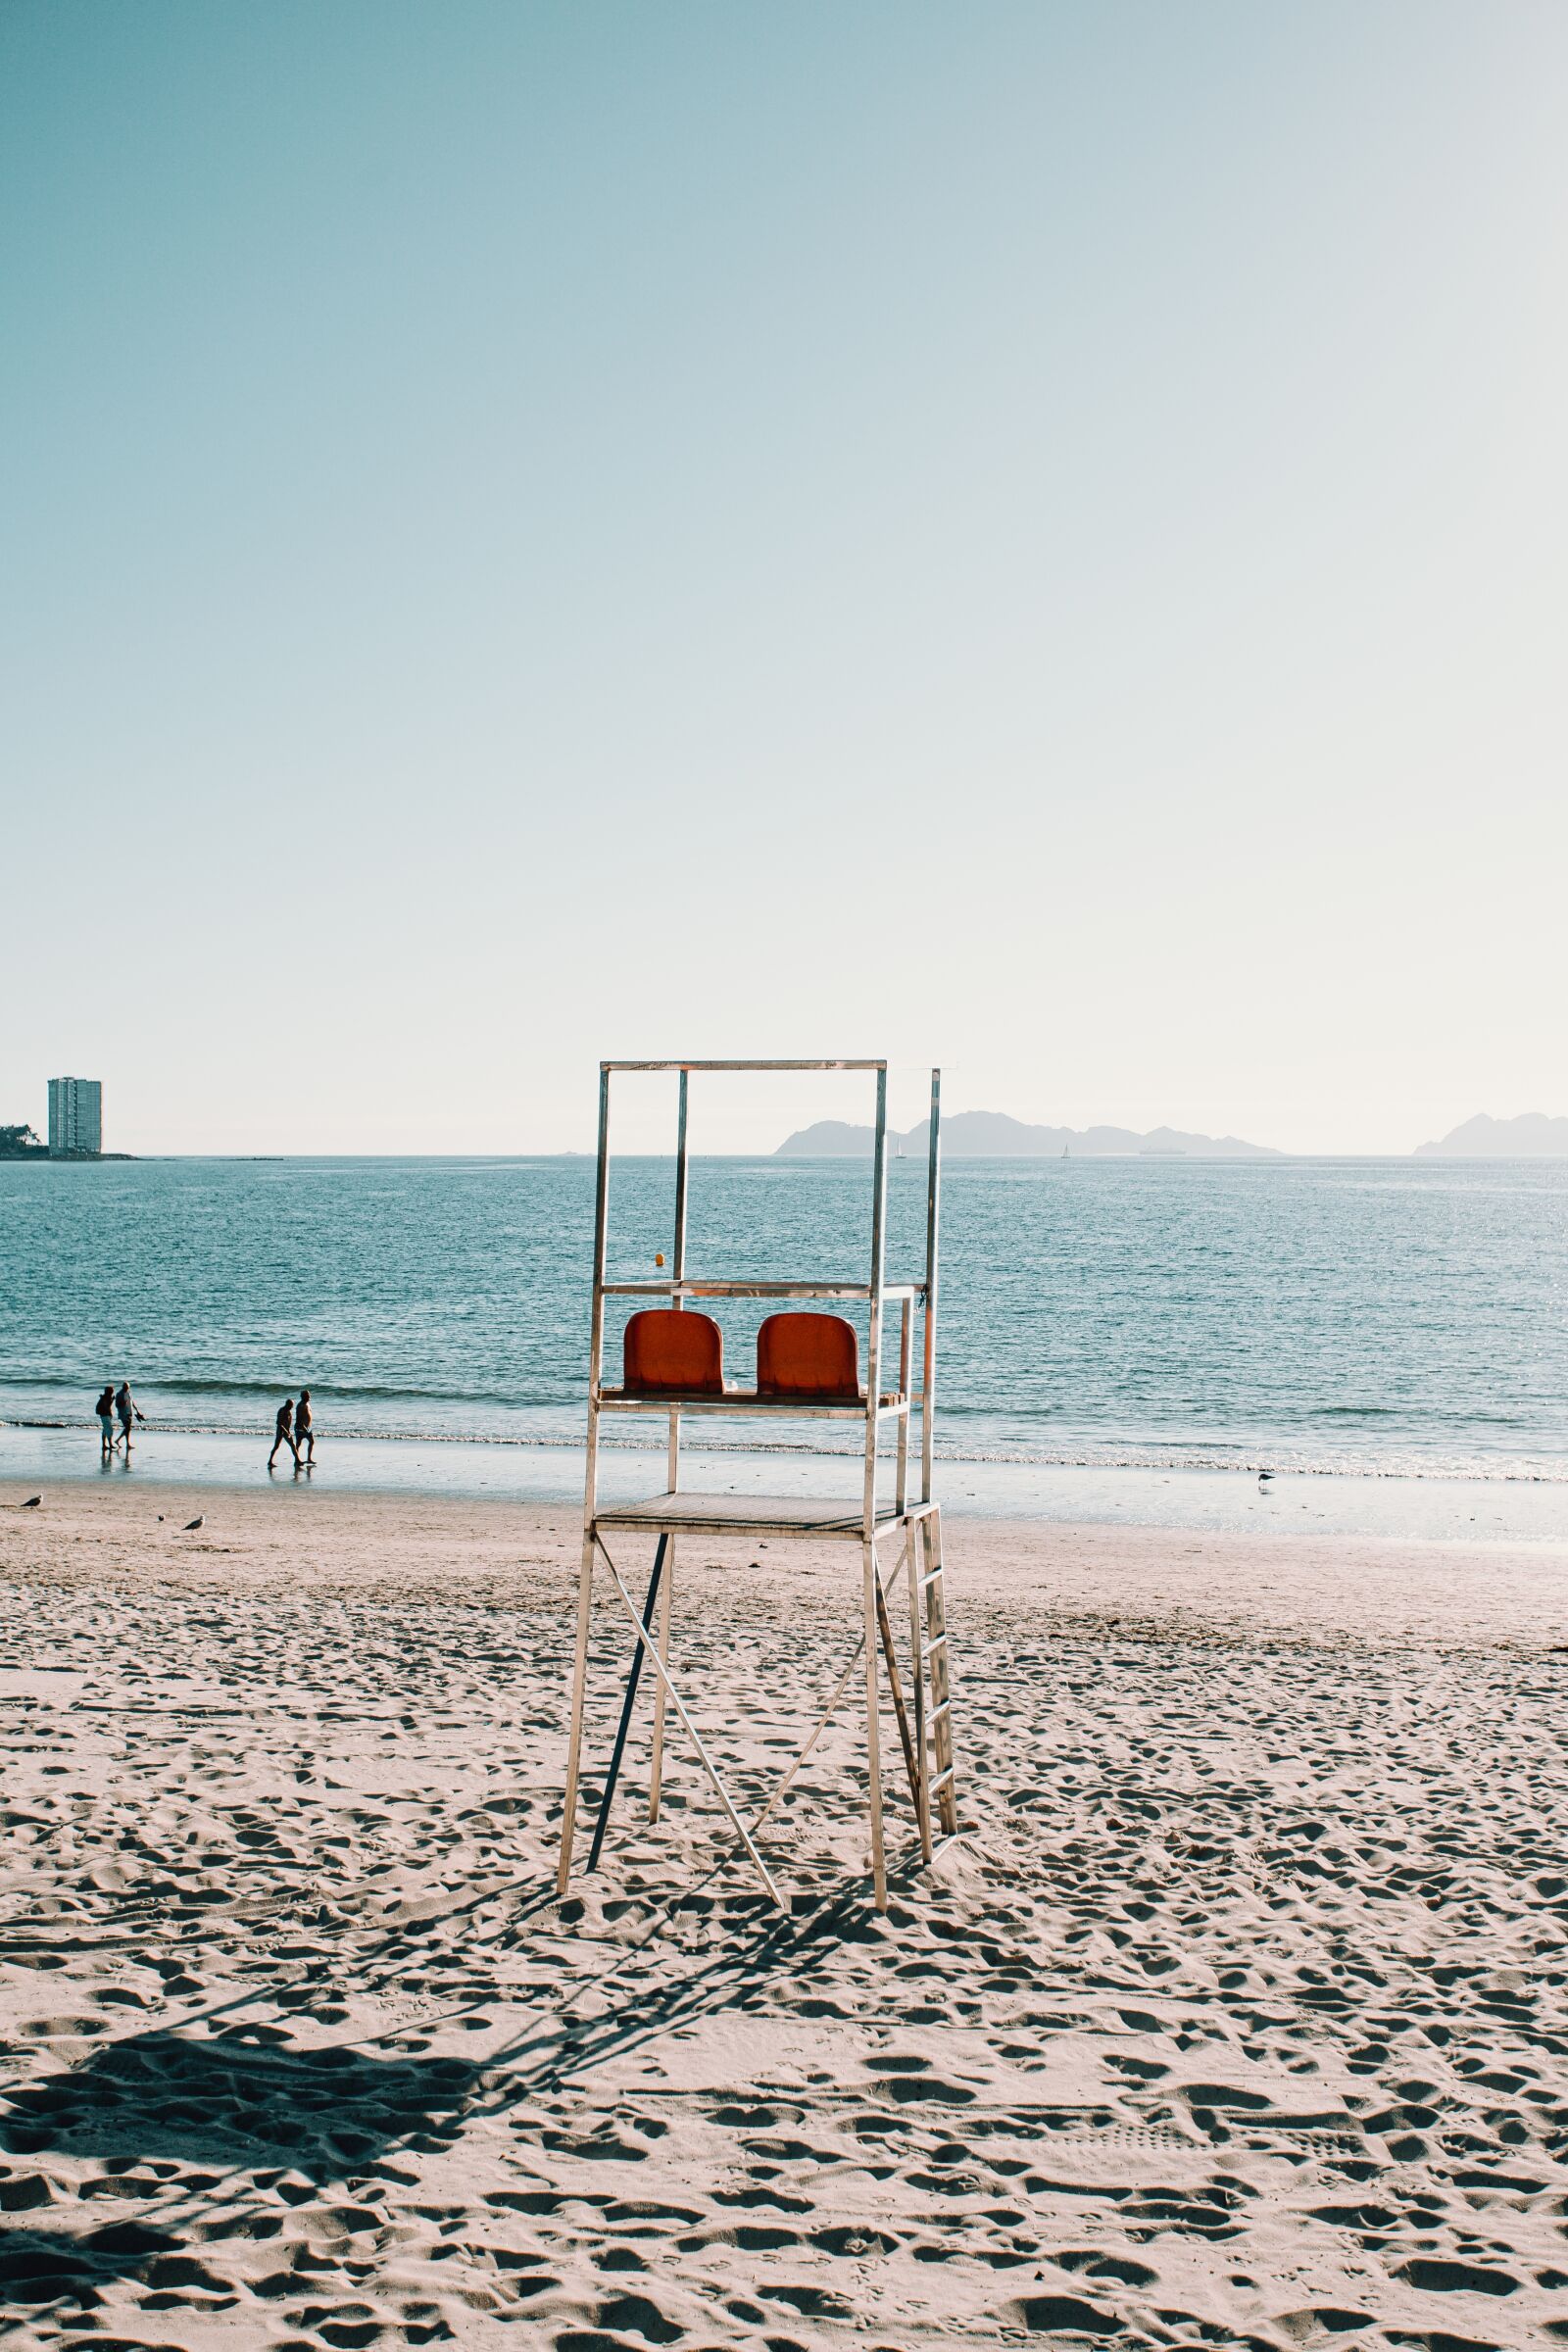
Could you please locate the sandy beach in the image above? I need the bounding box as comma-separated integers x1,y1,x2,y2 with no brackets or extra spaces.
3,1477,1567,2350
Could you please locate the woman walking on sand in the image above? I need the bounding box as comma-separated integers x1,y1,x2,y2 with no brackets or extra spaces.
95,1385,118,1456
294,1389,316,1465
269,1396,299,1470
115,1381,145,1452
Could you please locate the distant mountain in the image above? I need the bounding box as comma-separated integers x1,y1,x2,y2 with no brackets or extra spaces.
1415,1112,1568,1157
775,1110,1280,1158
773,1120,879,1156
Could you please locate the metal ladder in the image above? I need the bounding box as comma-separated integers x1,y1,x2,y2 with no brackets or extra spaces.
910,1507,957,1849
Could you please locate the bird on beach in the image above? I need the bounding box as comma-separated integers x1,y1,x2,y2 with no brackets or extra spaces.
183,1515,205,1532
21,1494,41,1509
1258,1469,1275,1486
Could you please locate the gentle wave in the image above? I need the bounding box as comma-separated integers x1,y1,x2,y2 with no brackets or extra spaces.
15,1377,1542,1441
0,1372,562,1408
7,1412,1566,1486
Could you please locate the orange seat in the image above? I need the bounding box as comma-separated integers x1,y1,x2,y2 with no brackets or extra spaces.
621,1309,725,1396
756,1311,861,1402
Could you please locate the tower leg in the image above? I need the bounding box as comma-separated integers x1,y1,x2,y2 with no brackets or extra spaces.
648,1535,675,1822
588,1534,666,1872
862,1535,887,1911
875,1548,920,1820
557,1533,596,1894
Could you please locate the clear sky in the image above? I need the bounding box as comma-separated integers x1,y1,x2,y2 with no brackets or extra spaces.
4,2,1564,1156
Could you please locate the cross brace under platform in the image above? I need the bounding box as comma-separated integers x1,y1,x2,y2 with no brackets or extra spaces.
556,1502,958,1914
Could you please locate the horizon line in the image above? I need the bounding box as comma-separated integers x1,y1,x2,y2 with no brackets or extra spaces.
9,1149,1568,1165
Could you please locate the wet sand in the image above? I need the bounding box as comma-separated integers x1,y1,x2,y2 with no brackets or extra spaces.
3,1478,1567,2349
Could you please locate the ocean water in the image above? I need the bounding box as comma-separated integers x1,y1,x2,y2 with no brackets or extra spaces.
2,1155,1564,1501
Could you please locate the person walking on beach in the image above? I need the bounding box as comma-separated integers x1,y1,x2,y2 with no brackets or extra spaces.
95,1385,118,1456
294,1388,316,1465
269,1396,299,1470
115,1381,145,1452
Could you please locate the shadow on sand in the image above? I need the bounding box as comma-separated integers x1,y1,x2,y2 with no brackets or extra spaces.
0,1872,898,2327
1,2029,479,2183
0,2216,190,2316
0,2033,480,2321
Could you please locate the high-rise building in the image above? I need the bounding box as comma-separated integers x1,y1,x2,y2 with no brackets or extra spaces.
48,1076,103,1156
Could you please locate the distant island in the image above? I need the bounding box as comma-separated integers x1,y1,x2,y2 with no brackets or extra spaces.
1415,1112,1568,1157
775,1111,1280,1159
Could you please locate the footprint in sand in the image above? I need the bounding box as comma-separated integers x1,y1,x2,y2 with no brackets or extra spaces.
1272,2311,1376,2345
1394,2257,1518,2297
1052,2248,1159,2287
811,2224,903,2257
1005,2290,1122,2336
0,2174,57,2212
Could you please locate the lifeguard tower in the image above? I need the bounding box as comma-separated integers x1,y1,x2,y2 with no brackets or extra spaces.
556,1059,956,1913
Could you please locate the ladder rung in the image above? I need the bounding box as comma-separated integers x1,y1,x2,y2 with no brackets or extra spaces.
928,1766,956,1791
918,1568,944,1591
929,1698,952,1719
920,1634,948,1660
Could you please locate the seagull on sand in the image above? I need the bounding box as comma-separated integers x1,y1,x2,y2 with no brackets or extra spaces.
183,1515,205,1532
21,1494,41,1508
1257,1469,1275,1486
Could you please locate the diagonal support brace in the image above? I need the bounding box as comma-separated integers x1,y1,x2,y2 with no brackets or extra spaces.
594,1535,786,1912
587,1533,667,1873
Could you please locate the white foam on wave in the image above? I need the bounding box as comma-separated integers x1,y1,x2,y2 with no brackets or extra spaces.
5,1410,1567,1488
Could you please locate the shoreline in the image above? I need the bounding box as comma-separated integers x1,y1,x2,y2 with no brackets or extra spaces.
6,1474,1568,1645
7,1418,1568,1547
10,1403,1568,1480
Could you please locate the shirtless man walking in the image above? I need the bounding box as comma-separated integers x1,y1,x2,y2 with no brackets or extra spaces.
295,1389,316,1465
269,1396,299,1470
